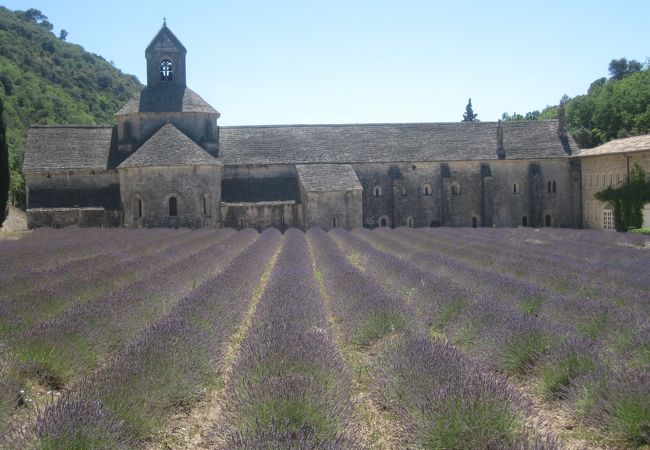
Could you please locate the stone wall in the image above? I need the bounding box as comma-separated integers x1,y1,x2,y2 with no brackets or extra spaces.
352,158,580,228
27,208,122,229
301,189,363,230
580,150,650,229
119,165,222,228
221,201,302,231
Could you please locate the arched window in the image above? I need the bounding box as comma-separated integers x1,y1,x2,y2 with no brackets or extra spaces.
281,215,285,226
203,194,211,216
379,216,389,227
332,217,338,228
422,184,432,196
239,217,246,229
160,59,173,81
548,181,552,193
552,181,557,193
373,185,383,198
513,183,520,194
406,216,414,228
133,197,143,218
451,182,461,196
522,216,528,227
545,214,552,227
168,197,177,216
472,216,478,228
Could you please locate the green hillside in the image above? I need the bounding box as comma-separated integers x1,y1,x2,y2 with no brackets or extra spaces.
502,59,650,149
0,7,142,207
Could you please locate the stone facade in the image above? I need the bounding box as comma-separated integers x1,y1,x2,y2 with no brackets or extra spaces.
578,137,650,230
24,23,648,232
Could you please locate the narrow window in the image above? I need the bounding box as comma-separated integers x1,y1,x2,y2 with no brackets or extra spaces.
552,181,557,193
332,217,338,228
373,186,382,198
138,198,142,218
401,186,407,196
239,217,245,229
160,59,173,81
522,216,528,227
203,196,207,215
424,185,430,195
472,217,478,228
168,197,177,216
513,183,519,194
451,182,461,195
406,217,414,228
545,215,551,227
548,181,552,193
281,215,285,226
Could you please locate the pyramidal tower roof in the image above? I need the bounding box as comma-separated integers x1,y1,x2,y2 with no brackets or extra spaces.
145,20,186,56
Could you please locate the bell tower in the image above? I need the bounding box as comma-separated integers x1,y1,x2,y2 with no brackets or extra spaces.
145,20,187,88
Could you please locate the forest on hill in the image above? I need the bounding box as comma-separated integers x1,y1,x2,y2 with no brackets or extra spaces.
501,57,650,149
0,7,142,207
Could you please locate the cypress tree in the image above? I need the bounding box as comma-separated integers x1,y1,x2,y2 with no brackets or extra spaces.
0,97,9,226
462,98,478,122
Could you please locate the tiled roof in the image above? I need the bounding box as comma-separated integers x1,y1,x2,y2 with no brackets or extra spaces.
118,123,221,168
145,24,186,55
217,120,576,165
577,134,650,157
115,86,219,115
296,164,362,192
23,126,116,171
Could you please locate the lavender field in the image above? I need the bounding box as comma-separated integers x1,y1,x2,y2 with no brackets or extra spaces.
0,227,648,449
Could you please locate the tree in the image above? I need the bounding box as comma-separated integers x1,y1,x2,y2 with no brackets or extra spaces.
0,98,9,226
59,29,68,41
608,57,642,80
595,164,650,231
462,98,478,122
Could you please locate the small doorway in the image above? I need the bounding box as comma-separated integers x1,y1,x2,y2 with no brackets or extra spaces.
168,197,177,217
545,215,551,227
522,216,528,227
471,217,478,228
380,217,388,227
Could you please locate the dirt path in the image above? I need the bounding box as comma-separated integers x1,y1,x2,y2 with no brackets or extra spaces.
146,242,283,450
0,205,28,238
307,235,403,449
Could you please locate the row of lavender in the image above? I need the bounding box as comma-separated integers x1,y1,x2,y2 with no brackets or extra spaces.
218,229,360,448
308,228,556,449
2,229,281,448
345,227,649,447
0,229,255,436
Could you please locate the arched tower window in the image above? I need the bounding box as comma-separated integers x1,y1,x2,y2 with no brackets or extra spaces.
406,216,414,228
513,183,520,194
168,197,177,216
422,184,432,196
451,181,461,196
160,59,173,81
373,185,383,198
547,181,552,193
332,217,338,228
239,217,246,229
552,181,557,193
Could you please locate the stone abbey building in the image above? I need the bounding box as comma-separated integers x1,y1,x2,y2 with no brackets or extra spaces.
23,24,589,231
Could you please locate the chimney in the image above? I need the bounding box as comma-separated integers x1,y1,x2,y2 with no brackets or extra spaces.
496,120,506,159
558,105,568,139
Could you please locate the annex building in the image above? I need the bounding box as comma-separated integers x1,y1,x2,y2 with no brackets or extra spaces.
21,24,648,231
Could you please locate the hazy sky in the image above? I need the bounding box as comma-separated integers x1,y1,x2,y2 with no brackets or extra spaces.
3,1,649,125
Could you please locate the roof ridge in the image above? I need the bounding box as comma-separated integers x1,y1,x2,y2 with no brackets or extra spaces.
219,120,559,129
29,125,112,129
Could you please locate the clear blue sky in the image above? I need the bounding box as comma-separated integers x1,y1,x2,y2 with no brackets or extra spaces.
3,1,649,125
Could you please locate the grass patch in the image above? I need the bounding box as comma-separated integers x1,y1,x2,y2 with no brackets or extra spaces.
353,310,408,347
418,400,520,449
432,298,467,330
499,332,550,374
537,354,594,399
517,296,543,316
577,314,609,339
